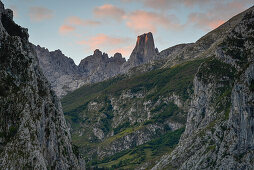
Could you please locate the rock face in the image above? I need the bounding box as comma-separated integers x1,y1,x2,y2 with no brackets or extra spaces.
153,6,254,170
34,45,84,97
0,1,79,169
78,49,126,84
122,32,158,71
35,32,159,98
34,47,126,97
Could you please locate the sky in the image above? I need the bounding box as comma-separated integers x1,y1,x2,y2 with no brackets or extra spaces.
2,0,253,64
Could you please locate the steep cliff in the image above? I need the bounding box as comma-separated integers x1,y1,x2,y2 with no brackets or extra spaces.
0,1,79,169
153,6,254,170
122,32,158,72
34,45,85,97
78,49,126,84
35,46,126,97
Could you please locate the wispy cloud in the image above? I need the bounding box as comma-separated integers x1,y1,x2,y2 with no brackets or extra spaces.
59,25,75,34
29,6,53,22
66,16,101,26
77,33,129,49
125,10,182,34
109,45,134,58
77,33,132,56
124,0,249,10
187,0,250,30
94,4,125,21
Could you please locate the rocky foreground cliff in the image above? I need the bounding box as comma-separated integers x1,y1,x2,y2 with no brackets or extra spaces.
0,1,79,169
153,6,254,170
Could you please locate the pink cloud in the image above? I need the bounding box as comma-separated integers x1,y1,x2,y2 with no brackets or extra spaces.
59,25,75,34
29,7,53,22
66,16,83,25
77,34,129,50
189,13,225,30
66,16,101,26
125,10,181,34
94,4,125,21
208,20,226,29
123,0,251,11
132,0,213,10
109,45,134,58
187,0,250,30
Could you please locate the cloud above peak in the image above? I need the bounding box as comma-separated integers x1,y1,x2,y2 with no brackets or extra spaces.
66,16,101,26
59,25,75,34
187,0,251,30
29,7,53,22
77,33,132,57
77,33,129,50
125,10,182,34
94,4,125,21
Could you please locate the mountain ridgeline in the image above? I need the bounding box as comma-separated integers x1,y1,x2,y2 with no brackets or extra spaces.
34,32,158,97
0,0,253,169
0,1,79,169
60,5,254,170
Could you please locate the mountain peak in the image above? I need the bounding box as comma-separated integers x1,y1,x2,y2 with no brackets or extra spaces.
136,32,154,46
94,49,102,56
111,53,126,63
125,32,157,68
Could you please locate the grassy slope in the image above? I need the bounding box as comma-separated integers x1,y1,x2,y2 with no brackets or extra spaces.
88,128,185,169
61,58,207,168
62,58,206,113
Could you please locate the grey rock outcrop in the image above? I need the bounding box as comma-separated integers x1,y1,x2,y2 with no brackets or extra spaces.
34,45,85,97
122,32,158,71
78,49,126,84
34,32,163,98
34,32,164,98
34,47,126,97
153,6,254,170
0,1,79,169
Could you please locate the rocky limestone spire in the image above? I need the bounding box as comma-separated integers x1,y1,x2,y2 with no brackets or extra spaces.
128,32,157,67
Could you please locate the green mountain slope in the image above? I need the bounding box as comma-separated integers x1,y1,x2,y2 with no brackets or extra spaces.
62,6,254,170
61,58,206,168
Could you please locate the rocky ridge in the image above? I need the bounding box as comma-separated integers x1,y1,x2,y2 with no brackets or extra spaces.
34,46,126,97
35,32,162,98
61,5,254,169
0,1,79,169
152,5,254,170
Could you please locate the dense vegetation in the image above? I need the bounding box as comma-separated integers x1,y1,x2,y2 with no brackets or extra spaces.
61,58,207,166
87,128,185,169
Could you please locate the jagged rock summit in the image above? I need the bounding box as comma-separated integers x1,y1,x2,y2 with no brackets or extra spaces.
0,1,79,169
34,32,160,97
122,32,158,70
35,46,127,97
